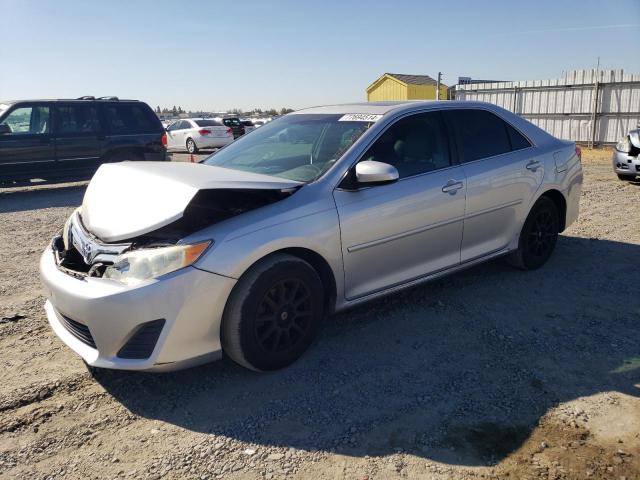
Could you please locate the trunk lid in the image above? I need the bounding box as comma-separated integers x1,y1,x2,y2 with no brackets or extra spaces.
81,161,301,242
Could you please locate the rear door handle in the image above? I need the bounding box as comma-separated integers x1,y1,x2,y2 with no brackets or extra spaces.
442,180,464,194
526,160,541,171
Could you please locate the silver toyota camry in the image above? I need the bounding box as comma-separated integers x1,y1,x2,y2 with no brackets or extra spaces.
40,101,583,372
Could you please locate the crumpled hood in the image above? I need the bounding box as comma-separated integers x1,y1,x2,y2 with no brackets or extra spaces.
81,162,301,242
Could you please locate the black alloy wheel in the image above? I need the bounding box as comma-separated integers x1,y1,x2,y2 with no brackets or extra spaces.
508,196,559,270
222,253,324,371
254,279,313,354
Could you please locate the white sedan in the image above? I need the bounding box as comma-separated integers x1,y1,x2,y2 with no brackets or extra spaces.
166,118,234,153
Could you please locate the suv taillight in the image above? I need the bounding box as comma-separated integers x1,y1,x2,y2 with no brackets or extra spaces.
226,128,232,135
575,146,582,161
198,129,211,135
161,133,167,147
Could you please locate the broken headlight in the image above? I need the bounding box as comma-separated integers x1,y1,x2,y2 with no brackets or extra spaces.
62,208,80,250
616,136,631,153
103,241,211,286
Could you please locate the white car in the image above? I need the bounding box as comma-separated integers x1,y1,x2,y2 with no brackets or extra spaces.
166,118,234,153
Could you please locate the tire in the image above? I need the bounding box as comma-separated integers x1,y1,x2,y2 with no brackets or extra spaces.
617,173,636,181
508,196,560,270
222,253,324,372
186,138,198,154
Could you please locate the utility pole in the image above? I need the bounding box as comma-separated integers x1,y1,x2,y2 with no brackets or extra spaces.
589,57,600,149
435,72,442,100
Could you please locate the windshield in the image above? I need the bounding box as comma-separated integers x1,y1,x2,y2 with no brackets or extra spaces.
203,114,374,182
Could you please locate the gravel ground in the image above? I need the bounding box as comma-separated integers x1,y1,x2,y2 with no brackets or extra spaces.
0,148,638,480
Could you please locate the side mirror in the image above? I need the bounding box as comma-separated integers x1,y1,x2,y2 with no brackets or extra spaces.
355,160,399,185
0,124,11,135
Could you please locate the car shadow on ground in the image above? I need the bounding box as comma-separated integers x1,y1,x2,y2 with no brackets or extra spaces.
92,235,640,466
0,185,85,213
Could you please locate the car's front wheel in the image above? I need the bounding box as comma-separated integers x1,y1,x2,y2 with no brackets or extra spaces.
186,138,198,154
222,254,324,371
508,196,560,270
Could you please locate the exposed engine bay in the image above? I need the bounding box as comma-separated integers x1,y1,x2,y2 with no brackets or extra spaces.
54,187,296,278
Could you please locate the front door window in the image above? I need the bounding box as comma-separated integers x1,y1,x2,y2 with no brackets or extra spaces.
0,106,50,135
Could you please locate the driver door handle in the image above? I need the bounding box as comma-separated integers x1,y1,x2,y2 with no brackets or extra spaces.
442,180,464,194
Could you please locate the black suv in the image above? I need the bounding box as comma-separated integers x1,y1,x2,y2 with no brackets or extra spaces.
221,117,245,139
0,97,167,182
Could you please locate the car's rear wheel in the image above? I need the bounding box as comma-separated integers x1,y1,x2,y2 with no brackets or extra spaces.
186,138,198,154
617,173,636,181
222,254,324,371
508,196,560,270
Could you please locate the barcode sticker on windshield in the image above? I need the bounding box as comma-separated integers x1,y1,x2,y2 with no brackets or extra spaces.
338,114,383,122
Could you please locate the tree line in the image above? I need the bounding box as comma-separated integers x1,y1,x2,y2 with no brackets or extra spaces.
155,106,294,117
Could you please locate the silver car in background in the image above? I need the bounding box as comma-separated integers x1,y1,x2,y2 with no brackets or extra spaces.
613,128,640,180
40,101,582,372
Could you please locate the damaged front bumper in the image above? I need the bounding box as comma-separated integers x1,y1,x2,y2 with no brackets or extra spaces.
40,245,236,371
612,149,640,177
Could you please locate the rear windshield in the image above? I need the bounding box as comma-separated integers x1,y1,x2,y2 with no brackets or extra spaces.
203,114,374,182
104,103,160,134
195,119,223,127
222,118,241,126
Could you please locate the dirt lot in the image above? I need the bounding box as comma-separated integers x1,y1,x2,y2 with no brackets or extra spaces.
0,149,638,480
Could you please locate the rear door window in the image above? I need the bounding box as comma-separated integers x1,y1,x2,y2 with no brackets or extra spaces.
505,123,532,151
443,109,513,162
55,104,101,134
104,103,159,134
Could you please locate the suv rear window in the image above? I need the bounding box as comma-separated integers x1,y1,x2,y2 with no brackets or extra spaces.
195,119,222,127
104,103,160,134
223,118,241,127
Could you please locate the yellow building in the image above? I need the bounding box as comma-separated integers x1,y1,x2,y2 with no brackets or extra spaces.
366,73,448,101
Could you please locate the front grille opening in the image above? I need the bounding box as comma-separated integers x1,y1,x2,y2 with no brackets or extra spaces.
117,319,165,360
53,235,92,275
59,314,96,348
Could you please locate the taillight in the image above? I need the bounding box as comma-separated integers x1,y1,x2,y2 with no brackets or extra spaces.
226,128,232,135
575,146,582,161
161,133,167,147
198,129,211,135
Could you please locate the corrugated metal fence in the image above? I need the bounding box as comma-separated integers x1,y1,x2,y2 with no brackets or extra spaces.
454,69,640,145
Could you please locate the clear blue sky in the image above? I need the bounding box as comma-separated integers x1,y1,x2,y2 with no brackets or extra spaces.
1,0,639,111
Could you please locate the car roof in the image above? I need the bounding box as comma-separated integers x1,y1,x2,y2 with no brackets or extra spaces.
2,98,140,104
292,100,499,116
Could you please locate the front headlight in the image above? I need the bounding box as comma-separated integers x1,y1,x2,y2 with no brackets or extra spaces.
62,208,80,250
103,241,211,285
616,136,631,153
